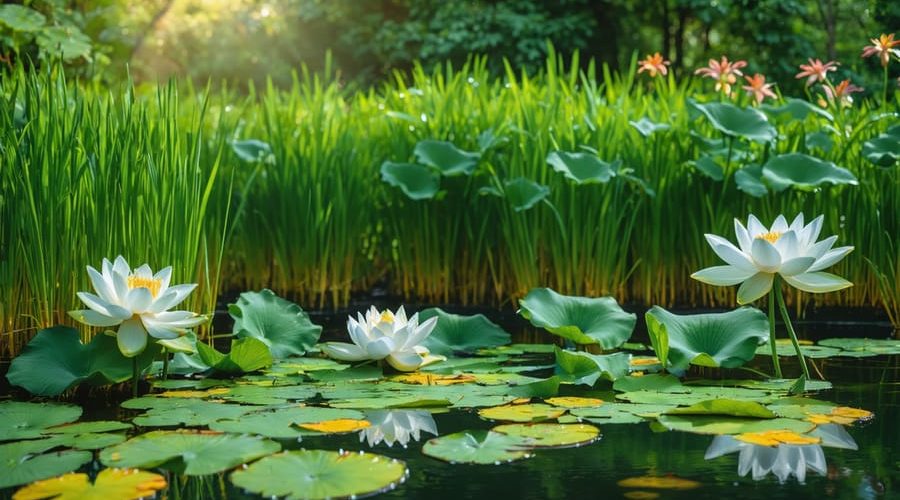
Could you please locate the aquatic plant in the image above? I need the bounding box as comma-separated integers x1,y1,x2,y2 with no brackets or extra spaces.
359,410,438,448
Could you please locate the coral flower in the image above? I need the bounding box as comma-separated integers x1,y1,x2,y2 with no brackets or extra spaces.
695,56,748,95
861,33,900,67
823,79,863,105
742,74,777,104
69,256,205,357
637,53,671,78
795,58,838,86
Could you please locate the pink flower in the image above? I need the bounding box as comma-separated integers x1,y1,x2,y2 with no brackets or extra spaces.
795,58,839,86
695,56,748,95
861,33,900,67
823,79,863,106
637,53,671,78
742,74,777,104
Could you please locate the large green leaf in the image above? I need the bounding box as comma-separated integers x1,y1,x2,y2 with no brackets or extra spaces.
419,308,511,355
656,415,814,435
492,423,600,448
503,177,550,212
693,101,777,142
518,288,636,347
36,27,92,61
124,397,258,427
734,164,768,197
230,289,322,359
0,4,46,32
862,126,900,166
196,337,273,375
554,347,630,385
546,151,617,184
0,437,91,489
231,450,407,499
414,139,480,176
6,326,159,396
0,401,82,441
665,399,775,418
761,97,833,122
422,430,533,464
100,430,280,475
762,153,858,191
210,406,364,439
380,161,440,200
645,306,768,371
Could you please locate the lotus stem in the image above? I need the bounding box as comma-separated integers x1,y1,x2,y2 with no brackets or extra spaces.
162,348,169,381
883,65,889,110
131,356,139,398
768,286,783,379
774,281,811,380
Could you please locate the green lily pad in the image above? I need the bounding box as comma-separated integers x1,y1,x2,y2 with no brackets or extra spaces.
221,384,320,405
13,468,167,500
863,126,900,166
693,101,776,142
734,164,768,197
6,326,159,396
761,97,833,121
762,153,857,192
754,342,842,359
492,423,600,448
690,156,725,181
0,4,46,31
328,396,452,410
380,161,440,200
46,421,132,434
125,398,257,427
555,348,630,385
210,406,364,439
422,430,533,464
665,399,775,418
231,450,406,499
308,365,384,382
230,289,322,359
656,415,814,435
735,379,832,392
818,338,900,356
419,308,511,355
546,151,617,184
100,430,280,475
519,288,636,347
503,177,550,212
193,337,273,375
571,403,674,424
266,357,347,375
414,139,480,176
766,397,837,419
646,306,768,371
478,403,565,423
0,401,82,441
613,374,686,393
0,437,91,489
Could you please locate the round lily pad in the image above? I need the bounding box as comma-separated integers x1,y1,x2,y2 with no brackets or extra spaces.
210,407,364,439
492,423,600,448
13,468,167,500
422,430,533,464
298,418,371,434
735,430,820,446
0,402,82,441
230,450,407,500
656,415,814,435
544,397,603,409
100,430,280,476
818,338,900,357
0,438,92,489
478,403,565,423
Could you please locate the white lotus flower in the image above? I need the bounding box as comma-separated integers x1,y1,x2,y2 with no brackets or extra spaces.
705,435,826,483
69,256,205,358
691,213,853,304
359,410,438,447
320,306,445,372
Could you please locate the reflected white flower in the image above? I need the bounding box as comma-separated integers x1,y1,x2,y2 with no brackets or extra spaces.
704,425,857,484
359,410,438,448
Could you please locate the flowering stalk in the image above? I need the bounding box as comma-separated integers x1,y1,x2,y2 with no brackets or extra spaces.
774,279,811,380
131,357,139,398
767,286,782,378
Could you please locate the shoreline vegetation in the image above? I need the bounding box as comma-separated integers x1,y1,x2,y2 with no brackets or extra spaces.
2,51,898,356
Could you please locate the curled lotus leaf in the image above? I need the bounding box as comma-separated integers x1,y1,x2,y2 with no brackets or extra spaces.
414,139,480,176
546,151,617,184
693,101,777,142
519,288,636,347
555,348,630,385
762,153,857,192
419,308,511,355
230,289,322,359
380,161,440,200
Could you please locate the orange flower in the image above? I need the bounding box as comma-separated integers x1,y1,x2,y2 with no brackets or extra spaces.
638,53,671,78
742,74,777,104
823,79,863,105
795,58,838,86
695,55,748,94
861,33,900,67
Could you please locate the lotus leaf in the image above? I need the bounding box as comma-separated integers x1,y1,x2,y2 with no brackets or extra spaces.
194,337,273,375
570,403,674,424
478,403,565,423
308,365,383,382
210,406,364,439
817,337,900,356
125,398,257,427
13,468,167,500
0,402,82,441
414,139,480,176
0,4,46,31
422,430,533,464
761,98,833,122
733,164,768,197
691,156,724,181
546,151,617,184
544,397,604,409
418,308,511,355
693,101,776,142
100,430,280,475
380,161,440,200
502,177,550,212
492,423,600,448
665,399,775,418
806,131,834,152
555,348,630,385
0,438,92,489
656,415,814,435
519,288,636,347
613,374,685,393
862,126,900,166
629,118,671,137
230,450,407,499
229,289,322,359
762,153,857,191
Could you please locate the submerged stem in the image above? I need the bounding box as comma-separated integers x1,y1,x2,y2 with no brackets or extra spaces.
131,356,139,398
774,280,811,380
162,348,170,381
768,286,783,378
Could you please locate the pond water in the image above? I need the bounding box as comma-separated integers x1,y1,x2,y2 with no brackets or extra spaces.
1,317,897,500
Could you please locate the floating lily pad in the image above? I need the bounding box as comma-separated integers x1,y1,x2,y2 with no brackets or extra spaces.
646,307,768,371
693,101,776,142
617,475,700,490
380,161,440,200
230,450,407,499
656,415,814,435
422,430,533,464
755,342,842,359
125,398,257,427
817,338,900,357
806,406,874,425
478,403,565,423
230,289,322,359
389,373,477,385
298,418,372,434
735,430,820,446
665,399,775,418
519,288,636,347
419,308,511,355
0,402,82,441
613,374,685,393
492,423,600,448
100,430,280,475
308,365,384,382
544,397,604,409
46,421,132,434
555,348,630,385
13,468,167,500
210,406,364,439
0,437,92,489
762,153,857,192
546,151,617,184
571,403,673,424
414,139,480,176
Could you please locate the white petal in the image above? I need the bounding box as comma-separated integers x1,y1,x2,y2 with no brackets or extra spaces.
87,266,116,304
737,272,774,304
808,235,837,259
778,257,816,276
747,214,767,237
133,263,153,279
111,269,130,304
112,255,131,276
141,318,182,340
321,342,368,361
365,336,395,359
770,214,789,233
704,435,743,459
750,238,782,272
691,266,756,286
734,219,752,253
395,305,408,325
804,445,827,478
789,213,805,232
406,315,438,348
802,215,824,247
347,320,367,348
147,284,196,313
125,287,154,313
386,349,426,372
117,318,148,357
147,310,206,328
782,272,852,294
68,309,123,327
807,246,853,272
153,266,173,295
773,230,799,260
76,292,132,320
705,234,756,271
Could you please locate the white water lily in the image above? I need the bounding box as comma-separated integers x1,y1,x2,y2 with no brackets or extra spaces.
359,410,438,447
705,435,826,483
320,306,445,372
691,213,853,304
69,256,205,358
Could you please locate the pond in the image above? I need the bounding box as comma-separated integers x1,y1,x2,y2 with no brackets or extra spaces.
1,308,896,500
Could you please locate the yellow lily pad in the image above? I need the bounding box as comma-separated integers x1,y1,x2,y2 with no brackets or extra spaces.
13,469,166,500
623,492,660,500
806,406,873,425
617,475,701,490
478,403,565,423
298,418,371,434
492,423,600,448
545,397,603,409
735,430,821,446
390,373,476,385
159,388,230,398
629,357,660,367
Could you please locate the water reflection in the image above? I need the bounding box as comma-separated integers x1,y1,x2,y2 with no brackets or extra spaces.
704,424,857,483
359,410,438,448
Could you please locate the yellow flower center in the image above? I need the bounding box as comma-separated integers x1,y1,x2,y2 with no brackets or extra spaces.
379,310,395,324
127,275,162,298
755,231,782,244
